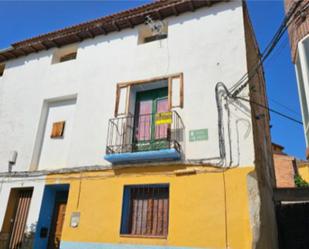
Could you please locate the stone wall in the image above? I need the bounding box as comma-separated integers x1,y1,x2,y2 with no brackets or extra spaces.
285,0,309,63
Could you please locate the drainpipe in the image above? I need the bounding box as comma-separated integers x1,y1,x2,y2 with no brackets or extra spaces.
215,82,233,167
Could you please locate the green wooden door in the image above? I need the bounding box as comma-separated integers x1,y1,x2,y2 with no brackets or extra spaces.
134,87,169,151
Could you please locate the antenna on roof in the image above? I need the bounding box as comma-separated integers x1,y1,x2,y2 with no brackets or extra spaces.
145,15,165,35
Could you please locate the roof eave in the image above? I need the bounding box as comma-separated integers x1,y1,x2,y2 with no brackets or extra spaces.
0,0,228,63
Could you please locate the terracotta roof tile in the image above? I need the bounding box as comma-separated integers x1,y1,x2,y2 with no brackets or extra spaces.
0,0,227,63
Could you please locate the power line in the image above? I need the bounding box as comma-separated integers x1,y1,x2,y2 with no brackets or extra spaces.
226,0,307,126
230,0,304,97
266,34,289,65
268,97,301,117
235,96,303,125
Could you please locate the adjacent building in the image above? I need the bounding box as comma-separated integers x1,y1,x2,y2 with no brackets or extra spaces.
285,0,309,154
272,142,309,188
272,142,309,249
272,143,296,188
0,1,277,249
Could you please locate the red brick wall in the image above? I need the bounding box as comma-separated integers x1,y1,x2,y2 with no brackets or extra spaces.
273,154,296,188
285,0,309,63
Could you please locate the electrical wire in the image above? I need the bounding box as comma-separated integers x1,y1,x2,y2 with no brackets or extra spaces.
230,0,304,97
265,35,289,65
235,7,292,89
235,96,303,125
223,0,307,129
268,97,301,118
0,165,230,184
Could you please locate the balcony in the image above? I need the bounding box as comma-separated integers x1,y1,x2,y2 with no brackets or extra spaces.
104,111,184,164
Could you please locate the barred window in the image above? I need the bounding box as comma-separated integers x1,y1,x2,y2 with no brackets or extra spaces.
120,184,169,237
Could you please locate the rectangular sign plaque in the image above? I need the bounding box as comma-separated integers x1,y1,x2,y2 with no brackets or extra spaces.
189,129,208,142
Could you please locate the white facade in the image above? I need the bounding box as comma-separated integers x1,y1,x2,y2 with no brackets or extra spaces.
0,1,255,174
295,34,309,146
0,1,275,248
37,98,77,170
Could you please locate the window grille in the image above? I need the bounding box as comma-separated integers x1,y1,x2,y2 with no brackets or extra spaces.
121,184,169,237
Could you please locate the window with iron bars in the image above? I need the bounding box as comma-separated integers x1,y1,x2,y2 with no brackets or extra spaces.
120,184,169,237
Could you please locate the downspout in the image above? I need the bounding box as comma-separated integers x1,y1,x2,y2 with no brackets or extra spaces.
215,81,236,249
215,82,233,167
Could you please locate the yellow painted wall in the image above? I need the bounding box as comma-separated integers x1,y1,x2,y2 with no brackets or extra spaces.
298,164,309,182
46,165,254,249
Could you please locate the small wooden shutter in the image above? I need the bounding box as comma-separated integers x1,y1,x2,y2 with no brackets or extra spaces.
51,121,65,138
169,73,184,109
115,85,130,117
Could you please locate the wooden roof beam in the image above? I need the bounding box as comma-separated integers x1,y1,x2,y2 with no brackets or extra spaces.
49,40,60,47
113,21,120,31
17,48,27,56
20,47,30,56
11,51,21,58
6,51,17,58
172,5,179,16
188,1,196,11
127,19,134,29
205,0,212,7
73,33,83,42
156,10,163,20
86,29,95,38
0,54,8,60
40,42,49,50
95,24,107,34
29,45,39,53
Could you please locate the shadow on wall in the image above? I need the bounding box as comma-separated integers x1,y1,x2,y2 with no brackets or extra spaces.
0,223,36,249
247,171,261,249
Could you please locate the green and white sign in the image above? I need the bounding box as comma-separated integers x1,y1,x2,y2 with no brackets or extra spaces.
189,129,208,142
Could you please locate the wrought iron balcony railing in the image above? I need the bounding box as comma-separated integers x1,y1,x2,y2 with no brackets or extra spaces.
105,111,184,163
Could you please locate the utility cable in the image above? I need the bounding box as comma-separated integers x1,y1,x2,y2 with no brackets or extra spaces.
230,0,303,97
235,96,303,125
230,1,300,94
268,97,301,117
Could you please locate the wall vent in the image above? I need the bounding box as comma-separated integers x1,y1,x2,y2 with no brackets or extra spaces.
52,45,78,64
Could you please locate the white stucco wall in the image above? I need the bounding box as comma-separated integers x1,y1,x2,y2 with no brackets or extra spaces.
37,99,77,170
295,35,309,146
0,0,254,172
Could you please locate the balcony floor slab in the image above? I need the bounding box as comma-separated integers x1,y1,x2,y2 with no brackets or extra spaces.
104,149,181,164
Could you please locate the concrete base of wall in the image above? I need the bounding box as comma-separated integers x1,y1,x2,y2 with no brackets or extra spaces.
60,242,210,249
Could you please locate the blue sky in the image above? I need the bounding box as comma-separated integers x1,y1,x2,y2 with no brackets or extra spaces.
0,0,305,158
